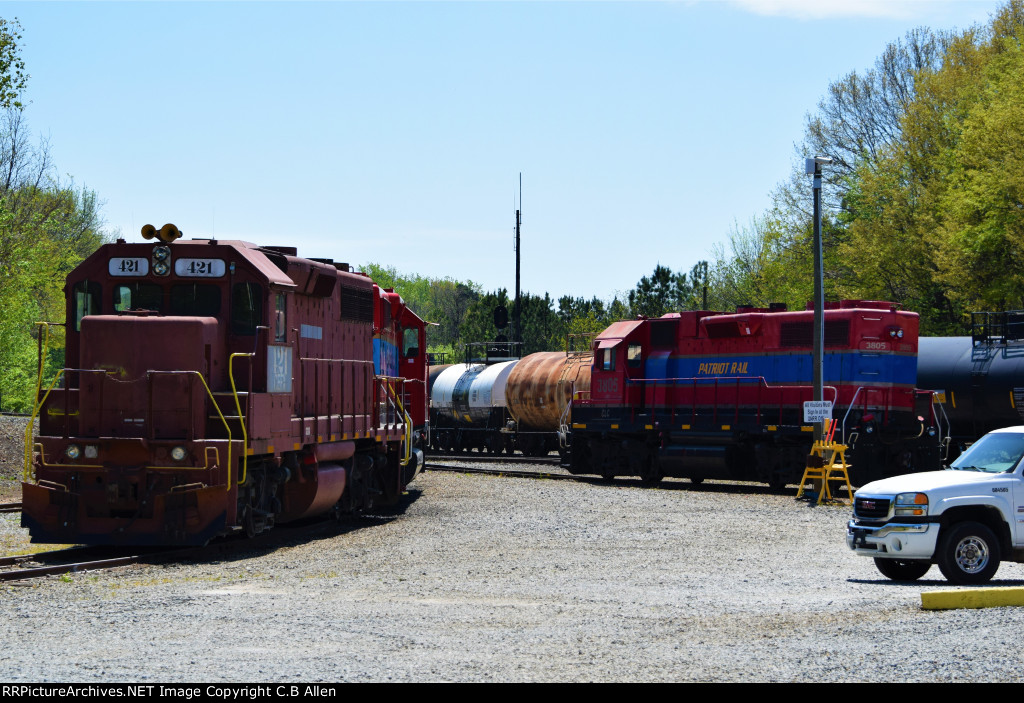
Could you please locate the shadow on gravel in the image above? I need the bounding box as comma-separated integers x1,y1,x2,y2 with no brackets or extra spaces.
169,488,424,568
847,575,1024,587
577,476,797,498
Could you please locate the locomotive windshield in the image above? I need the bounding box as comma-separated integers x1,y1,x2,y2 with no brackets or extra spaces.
170,283,221,317
950,431,1024,473
114,283,163,313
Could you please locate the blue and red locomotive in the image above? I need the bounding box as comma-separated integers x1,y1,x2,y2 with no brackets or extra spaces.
22,224,427,545
567,300,941,487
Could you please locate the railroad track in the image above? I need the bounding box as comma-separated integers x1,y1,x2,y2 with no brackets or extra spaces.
0,503,404,584
427,453,562,466
0,546,184,583
0,502,21,513
426,461,584,482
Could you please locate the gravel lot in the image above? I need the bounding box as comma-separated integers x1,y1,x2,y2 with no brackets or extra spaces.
0,415,30,502
4,449,1024,682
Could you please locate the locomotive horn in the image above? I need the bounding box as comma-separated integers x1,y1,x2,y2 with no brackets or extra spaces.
158,223,182,243
141,224,157,240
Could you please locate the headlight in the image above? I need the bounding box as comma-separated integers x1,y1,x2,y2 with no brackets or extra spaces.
170,446,187,462
895,492,928,516
153,261,170,276
65,444,81,460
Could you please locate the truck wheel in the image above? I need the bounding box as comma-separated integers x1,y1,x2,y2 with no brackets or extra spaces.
873,558,931,581
937,521,1001,585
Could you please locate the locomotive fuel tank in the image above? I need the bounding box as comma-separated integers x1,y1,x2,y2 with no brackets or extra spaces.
918,336,1024,443
505,352,592,431
430,361,519,425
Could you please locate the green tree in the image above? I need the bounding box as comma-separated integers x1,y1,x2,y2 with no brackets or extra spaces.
0,18,27,109
628,264,691,318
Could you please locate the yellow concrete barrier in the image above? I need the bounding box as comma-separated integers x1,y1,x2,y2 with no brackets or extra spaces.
921,587,1024,610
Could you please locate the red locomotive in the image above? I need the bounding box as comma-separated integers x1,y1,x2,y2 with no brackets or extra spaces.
22,224,427,545
568,301,942,487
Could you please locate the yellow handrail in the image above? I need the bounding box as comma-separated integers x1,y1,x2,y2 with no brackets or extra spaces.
385,379,413,467
24,370,66,481
228,353,253,486
24,368,234,491
190,370,234,491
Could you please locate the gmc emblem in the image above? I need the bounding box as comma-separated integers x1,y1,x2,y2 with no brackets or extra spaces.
861,500,876,510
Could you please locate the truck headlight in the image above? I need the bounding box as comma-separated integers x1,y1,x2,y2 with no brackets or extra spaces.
895,492,928,516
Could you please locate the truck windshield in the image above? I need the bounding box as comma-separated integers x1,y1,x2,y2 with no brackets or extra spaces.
950,432,1024,473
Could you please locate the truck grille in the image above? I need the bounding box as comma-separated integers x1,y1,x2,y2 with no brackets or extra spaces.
854,497,890,520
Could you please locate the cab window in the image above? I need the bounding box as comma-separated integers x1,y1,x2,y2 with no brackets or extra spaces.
602,349,616,371
627,343,643,368
402,327,420,358
274,293,287,342
72,281,101,331
231,282,264,336
114,283,163,313
170,283,221,317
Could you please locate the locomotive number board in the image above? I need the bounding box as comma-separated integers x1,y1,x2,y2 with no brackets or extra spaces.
109,258,149,276
174,259,226,277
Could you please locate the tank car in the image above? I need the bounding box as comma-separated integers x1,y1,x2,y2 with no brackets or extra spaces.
916,312,1024,458
426,349,593,457
21,224,427,545
505,351,591,458
568,300,942,487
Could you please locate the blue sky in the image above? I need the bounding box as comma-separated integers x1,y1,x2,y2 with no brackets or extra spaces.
7,0,1003,304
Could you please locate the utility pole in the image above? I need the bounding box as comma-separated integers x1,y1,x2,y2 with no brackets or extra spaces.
514,173,522,349
806,156,832,442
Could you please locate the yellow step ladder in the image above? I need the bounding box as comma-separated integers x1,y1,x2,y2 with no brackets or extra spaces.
796,439,854,504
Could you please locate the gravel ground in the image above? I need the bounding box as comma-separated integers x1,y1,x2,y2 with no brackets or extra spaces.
0,415,30,502
3,459,1024,682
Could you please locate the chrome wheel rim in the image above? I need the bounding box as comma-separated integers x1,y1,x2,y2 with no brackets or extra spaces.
954,536,990,574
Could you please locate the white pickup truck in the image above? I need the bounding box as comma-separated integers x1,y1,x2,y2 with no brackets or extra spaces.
847,426,1024,584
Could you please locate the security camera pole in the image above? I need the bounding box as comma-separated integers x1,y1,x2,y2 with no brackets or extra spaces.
806,156,832,443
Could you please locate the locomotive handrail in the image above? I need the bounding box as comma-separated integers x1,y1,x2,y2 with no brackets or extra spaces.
147,370,234,490
384,379,413,467
558,389,573,448
33,442,225,475
24,369,66,481
229,353,254,487
298,356,376,442
623,376,838,430
29,367,235,487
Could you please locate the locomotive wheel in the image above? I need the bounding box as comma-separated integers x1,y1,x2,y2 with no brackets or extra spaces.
638,457,662,487
242,505,257,539
937,521,1001,585
873,558,931,581
767,470,787,491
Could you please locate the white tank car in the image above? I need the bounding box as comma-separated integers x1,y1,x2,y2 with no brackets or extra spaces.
430,360,520,425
